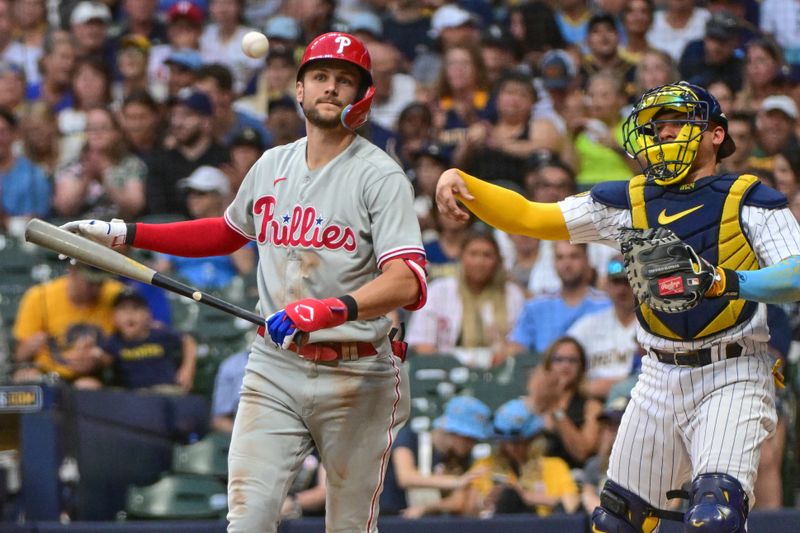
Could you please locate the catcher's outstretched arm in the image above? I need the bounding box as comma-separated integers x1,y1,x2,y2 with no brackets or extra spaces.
451,170,570,240
736,256,800,303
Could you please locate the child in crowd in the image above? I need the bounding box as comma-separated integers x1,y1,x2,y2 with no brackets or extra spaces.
100,289,196,393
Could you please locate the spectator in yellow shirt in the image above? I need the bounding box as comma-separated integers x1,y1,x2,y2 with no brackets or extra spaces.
12,263,122,386
466,398,580,517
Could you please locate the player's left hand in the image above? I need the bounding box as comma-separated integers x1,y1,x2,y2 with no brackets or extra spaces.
266,298,350,348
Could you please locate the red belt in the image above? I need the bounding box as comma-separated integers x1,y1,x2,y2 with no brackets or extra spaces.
256,326,407,363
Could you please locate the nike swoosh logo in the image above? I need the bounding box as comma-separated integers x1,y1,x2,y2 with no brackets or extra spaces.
273,177,287,186
657,204,704,224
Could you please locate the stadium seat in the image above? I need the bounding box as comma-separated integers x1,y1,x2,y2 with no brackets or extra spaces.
124,473,227,520
172,432,231,478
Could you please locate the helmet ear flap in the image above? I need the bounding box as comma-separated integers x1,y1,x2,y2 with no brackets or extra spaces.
341,86,374,130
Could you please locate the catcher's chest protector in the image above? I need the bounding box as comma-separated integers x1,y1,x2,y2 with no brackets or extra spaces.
597,174,762,340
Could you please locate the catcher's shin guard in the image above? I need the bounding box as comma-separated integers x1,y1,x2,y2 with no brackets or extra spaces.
592,480,684,533
683,473,748,532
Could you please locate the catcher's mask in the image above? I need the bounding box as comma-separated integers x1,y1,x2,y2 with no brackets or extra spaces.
622,82,735,186
297,32,375,130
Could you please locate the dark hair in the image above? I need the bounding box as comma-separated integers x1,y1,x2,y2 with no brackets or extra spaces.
460,229,501,257
778,146,800,184
0,106,17,128
72,56,112,108
727,111,756,133
437,44,491,100
745,167,776,188
623,0,655,17
509,2,565,53
526,150,576,181
496,70,536,100
197,63,234,92
122,88,160,112
588,12,618,33
746,37,784,64
541,336,588,391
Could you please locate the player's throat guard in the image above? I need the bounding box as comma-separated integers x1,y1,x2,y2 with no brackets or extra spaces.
622,82,735,186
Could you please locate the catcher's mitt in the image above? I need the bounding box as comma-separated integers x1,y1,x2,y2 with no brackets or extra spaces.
618,227,714,313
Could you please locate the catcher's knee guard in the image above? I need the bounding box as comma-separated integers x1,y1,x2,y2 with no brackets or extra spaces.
592,480,680,533
683,473,748,532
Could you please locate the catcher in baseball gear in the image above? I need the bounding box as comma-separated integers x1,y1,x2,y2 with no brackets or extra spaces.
618,227,739,313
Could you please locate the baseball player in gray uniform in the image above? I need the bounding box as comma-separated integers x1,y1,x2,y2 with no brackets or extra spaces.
63,32,427,532
435,82,800,532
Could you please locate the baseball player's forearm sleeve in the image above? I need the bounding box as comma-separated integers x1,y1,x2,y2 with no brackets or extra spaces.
132,217,250,257
456,170,570,240
737,256,800,303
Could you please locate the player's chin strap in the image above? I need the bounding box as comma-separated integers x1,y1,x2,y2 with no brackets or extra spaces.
340,86,375,130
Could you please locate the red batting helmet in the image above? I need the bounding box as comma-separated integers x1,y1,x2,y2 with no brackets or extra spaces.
297,32,375,130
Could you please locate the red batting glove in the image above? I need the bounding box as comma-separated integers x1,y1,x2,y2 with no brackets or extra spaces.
284,298,349,333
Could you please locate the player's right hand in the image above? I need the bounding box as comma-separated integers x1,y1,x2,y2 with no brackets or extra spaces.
60,218,127,248
435,168,474,223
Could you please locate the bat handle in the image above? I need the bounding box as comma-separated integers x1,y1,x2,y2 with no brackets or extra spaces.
152,273,264,326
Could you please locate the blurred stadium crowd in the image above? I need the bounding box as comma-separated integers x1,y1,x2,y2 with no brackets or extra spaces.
0,0,800,524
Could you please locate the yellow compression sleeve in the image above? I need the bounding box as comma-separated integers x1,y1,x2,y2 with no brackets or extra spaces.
456,170,570,240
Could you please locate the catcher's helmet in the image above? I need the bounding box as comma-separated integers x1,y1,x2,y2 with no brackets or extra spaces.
297,32,375,130
622,81,736,186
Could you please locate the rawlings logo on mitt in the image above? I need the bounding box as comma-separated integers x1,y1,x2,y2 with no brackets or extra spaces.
617,227,715,313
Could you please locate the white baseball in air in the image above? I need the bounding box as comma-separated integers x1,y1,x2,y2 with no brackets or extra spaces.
241,31,269,58
192,291,202,301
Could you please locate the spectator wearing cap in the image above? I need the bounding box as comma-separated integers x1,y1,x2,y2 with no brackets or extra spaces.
411,4,480,97
120,89,165,159
618,0,655,65
99,288,197,393
508,2,566,73
734,37,787,114
384,396,491,517
553,0,591,53
113,35,151,104
9,0,46,90
760,0,800,65
535,50,579,137
567,256,638,400
195,63,270,148
222,126,266,195
57,56,113,166
117,0,168,47
364,41,415,133
12,262,123,385
153,165,256,288
580,13,636,100
200,0,263,95
147,0,205,99
69,1,115,65
29,31,76,113
265,95,303,147
646,0,711,62
678,11,744,92
345,10,383,45
145,88,228,214
162,48,203,99
750,95,800,171
410,141,449,235
435,44,493,166
407,231,526,368
464,71,563,188
53,107,147,219
579,387,632,514
262,15,301,56
236,47,296,120
0,107,50,223
458,398,580,517
525,336,604,469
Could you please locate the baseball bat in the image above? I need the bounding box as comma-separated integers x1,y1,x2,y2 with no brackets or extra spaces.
24,218,265,327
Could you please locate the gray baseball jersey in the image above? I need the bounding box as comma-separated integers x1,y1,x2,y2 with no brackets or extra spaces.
225,135,425,346
223,134,422,532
